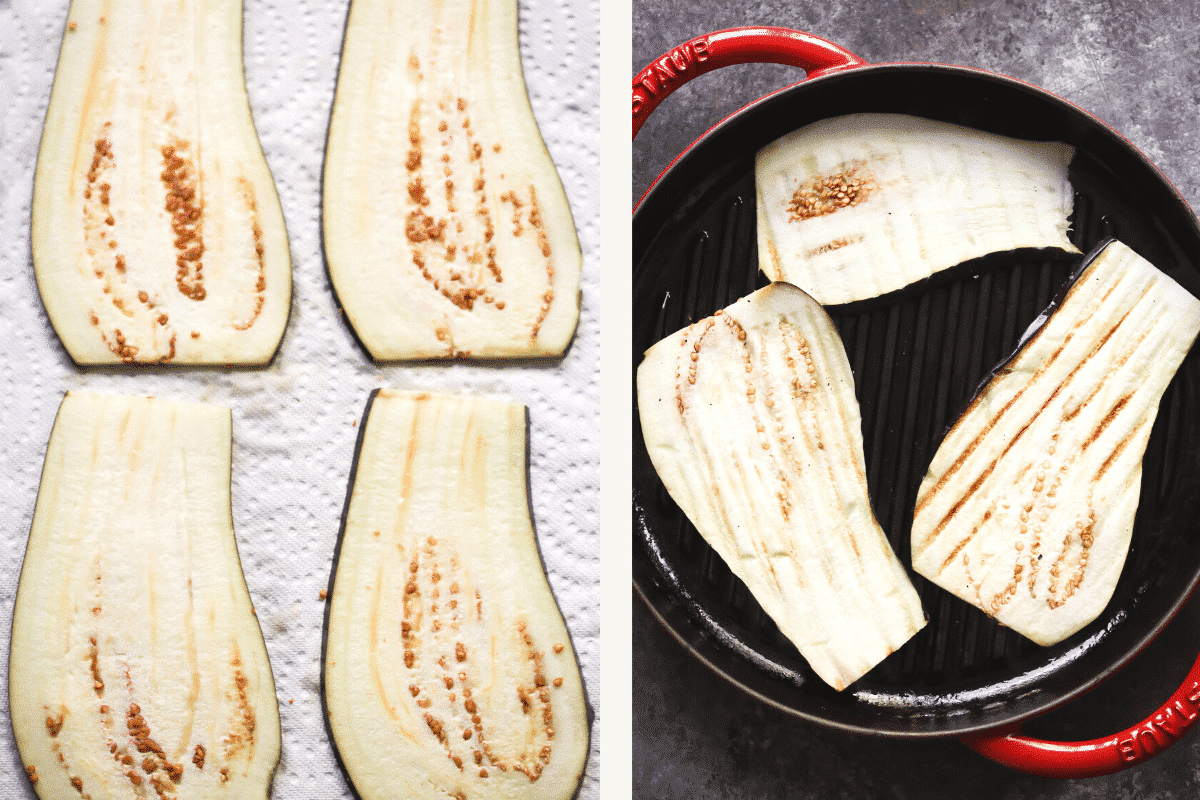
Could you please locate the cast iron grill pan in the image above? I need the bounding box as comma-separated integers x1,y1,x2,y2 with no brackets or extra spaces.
632,65,1200,737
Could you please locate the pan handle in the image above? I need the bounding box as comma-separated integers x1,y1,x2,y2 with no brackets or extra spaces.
960,649,1200,778
632,27,866,138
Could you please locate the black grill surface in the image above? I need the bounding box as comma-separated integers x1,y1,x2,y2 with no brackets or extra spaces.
632,65,1200,736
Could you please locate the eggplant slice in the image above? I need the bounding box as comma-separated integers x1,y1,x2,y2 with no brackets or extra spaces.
9,391,281,799
32,0,291,365
637,283,927,691
322,0,582,360
912,239,1200,646
323,391,588,799
755,113,1078,305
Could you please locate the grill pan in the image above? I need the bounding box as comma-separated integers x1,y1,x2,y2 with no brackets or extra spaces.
632,28,1200,778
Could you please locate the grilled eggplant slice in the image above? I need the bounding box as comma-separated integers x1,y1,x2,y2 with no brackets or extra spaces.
32,0,291,365
637,283,927,691
323,391,588,799
322,0,582,360
756,114,1078,305
912,240,1200,646
10,391,281,798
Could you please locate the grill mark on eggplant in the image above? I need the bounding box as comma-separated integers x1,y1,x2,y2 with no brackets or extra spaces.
1061,332,1141,423
915,297,1136,554
675,315,772,582
805,335,864,566
910,241,1200,647
1094,414,1150,484
760,325,794,528
912,332,1072,521
929,302,1153,574
938,507,993,574
770,317,824,526
913,256,1140,520
731,315,820,576
1079,393,1133,453
649,285,928,687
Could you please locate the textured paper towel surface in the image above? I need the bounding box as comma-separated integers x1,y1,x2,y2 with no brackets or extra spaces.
0,0,599,796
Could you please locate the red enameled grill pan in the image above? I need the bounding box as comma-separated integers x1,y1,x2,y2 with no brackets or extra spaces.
631,27,1200,779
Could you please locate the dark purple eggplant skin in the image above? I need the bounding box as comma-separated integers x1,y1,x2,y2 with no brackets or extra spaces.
318,388,593,800
29,4,294,373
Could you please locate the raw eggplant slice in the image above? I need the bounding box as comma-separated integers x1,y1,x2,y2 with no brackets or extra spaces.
32,0,291,365
323,391,588,799
637,283,927,691
911,240,1200,646
9,391,281,798
322,0,582,360
755,113,1078,305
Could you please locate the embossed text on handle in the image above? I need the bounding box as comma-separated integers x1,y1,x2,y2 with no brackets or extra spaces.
632,38,711,115
1117,679,1200,762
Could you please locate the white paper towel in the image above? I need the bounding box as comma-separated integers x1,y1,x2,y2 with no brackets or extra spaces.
0,0,600,797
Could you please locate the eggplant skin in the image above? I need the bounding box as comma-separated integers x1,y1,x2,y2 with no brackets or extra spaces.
638,282,926,691
912,240,1200,646
321,0,582,362
322,390,589,800
9,391,281,800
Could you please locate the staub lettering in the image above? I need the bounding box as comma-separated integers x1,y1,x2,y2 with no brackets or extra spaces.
632,38,711,116
1116,680,1200,762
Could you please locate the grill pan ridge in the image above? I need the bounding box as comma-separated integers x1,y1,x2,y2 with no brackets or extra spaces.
632,63,1200,737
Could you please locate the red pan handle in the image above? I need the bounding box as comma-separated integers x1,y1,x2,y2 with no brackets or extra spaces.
632,27,866,138
960,648,1200,778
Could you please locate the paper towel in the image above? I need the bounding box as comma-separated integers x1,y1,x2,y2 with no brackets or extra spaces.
0,0,600,796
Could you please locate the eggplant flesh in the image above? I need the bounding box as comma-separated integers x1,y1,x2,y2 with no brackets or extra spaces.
32,0,291,365
912,240,1200,646
322,0,582,360
323,391,588,799
9,392,281,799
637,283,927,691
756,113,1078,305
